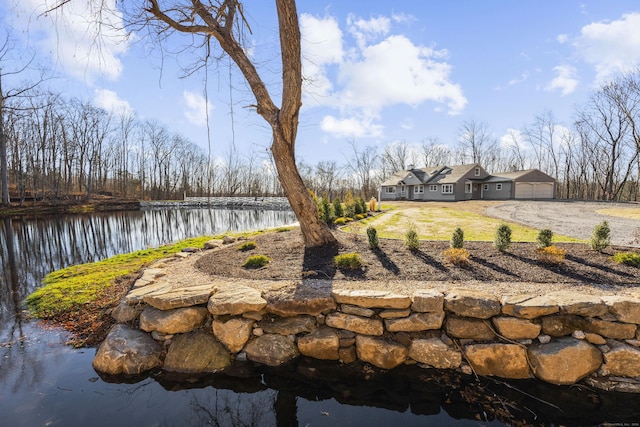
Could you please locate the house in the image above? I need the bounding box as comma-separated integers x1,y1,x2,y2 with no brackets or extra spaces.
379,164,555,201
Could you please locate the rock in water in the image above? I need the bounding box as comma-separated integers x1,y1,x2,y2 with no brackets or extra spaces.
163,331,231,373
93,324,162,375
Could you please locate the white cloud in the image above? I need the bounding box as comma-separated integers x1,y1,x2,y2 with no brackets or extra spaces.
10,0,129,82
320,115,383,138
574,12,640,83
94,88,133,115
508,71,530,86
183,91,213,127
556,34,568,44
347,15,391,49
546,65,578,95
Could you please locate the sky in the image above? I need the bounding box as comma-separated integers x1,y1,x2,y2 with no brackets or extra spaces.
2,1,640,166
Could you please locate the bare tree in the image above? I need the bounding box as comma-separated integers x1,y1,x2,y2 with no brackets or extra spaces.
345,139,378,198
457,119,497,166
421,137,452,168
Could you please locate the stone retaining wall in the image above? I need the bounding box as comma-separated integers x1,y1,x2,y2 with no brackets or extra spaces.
95,264,640,391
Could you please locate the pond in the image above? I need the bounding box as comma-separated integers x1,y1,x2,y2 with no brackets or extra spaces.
1,207,639,426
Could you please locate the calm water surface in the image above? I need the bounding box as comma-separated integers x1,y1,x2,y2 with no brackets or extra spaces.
1,208,639,426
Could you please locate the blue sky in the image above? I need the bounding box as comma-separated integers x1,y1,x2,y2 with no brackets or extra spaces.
2,1,640,166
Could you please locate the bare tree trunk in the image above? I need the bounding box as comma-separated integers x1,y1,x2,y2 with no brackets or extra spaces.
0,72,9,207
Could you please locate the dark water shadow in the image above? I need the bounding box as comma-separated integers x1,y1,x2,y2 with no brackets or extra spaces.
372,248,400,275
410,249,448,272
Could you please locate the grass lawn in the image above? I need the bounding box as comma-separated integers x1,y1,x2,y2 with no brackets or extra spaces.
360,202,582,242
596,207,640,220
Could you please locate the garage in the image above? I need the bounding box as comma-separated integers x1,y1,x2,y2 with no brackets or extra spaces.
515,182,554,199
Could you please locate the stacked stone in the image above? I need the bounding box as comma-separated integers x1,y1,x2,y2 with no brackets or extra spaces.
95,264,640,390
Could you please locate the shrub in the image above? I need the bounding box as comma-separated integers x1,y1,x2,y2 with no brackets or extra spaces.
237,241,257,251
443,248,470,265
355,213,367,220
450,227,464,249
368,197,377,212
356,197,367,215
334,217,352,226
494,224,512,252
334,253,364,270
343,191,356,218
332,198,344,218
366,226,379,250
612,252,640,267
318,197,334,225
590,221,611,252
404,223,420,251
242,254,270,269
536,245,566,264
536,229,553,248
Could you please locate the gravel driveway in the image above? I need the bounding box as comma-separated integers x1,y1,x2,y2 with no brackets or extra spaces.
486,200,640,248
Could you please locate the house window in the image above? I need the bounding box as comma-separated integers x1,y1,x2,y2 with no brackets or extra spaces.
385,187,395,193
442,184,453,194
399,186,406,194
483,184,489,191
414,185,424,194
465,183,472,193
474,167,480,176
429,185,438,192
496,184,503,191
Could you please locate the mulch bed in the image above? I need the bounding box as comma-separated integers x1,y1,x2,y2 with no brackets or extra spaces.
196,229,640,285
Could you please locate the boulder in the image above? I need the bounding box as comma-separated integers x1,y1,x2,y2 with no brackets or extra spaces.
144,284,217,310
325,312,384,336
604,341,640,377
409,338,461,369
445,315,495,341
163,331,231,373
444,289,501,319
540,314,587,337
207,286,267,316
264,286,336,317
339,346,357,364
355,335,408,369
385,312,445,332
585,318,637,339
111,302,144,323
547,291,607,317
258,315,316,335
244,334,299,366
379,308,411,319
603,296,640,324
492,317,541,340
125,282,173,305
341,304,376,318
528,337,603,385
411,289,444,313
93,324,162,375
465,344,531,379
212,318,254,353
331,289,411,309
204,239,223,250
139,306,208,335
501,294,559,319
297,327,340,360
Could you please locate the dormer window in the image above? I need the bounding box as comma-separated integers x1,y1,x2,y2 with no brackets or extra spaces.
475,167,480,176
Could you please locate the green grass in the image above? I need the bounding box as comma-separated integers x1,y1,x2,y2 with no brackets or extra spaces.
358,206,582,243
25,235,215,318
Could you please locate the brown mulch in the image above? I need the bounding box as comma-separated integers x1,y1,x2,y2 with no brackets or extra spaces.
195,229,640,286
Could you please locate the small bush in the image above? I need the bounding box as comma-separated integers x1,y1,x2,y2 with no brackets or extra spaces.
366,226,379,250
536,245,566,264
318,197,335,225
536,229,553,248
334,217,353,226
450,227,464,249
332,198,344,218
494,224,512,252
590,221,611,252
404,223,420,251
368,197,377,212
355,213,367,220
334,253,364,270
237,241,257,251
242,254,270,269
612,252,640,267
443,248,470,265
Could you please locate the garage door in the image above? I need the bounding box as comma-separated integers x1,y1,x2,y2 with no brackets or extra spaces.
515,182,554,199
515,183,533,199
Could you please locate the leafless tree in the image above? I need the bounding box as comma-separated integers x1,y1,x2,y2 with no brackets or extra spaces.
457,119,497,166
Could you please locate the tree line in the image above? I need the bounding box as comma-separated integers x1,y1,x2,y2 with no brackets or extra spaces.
2,72,639,206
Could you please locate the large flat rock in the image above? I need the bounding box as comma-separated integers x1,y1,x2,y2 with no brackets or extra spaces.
244,334,299,366
356,335,408,369
409,338,461,369
144,284,217,310
208,285,267,316
465,344,531,379
139,306,208,334
445,289,501,319
331,289,411,309
325,312,384,336
502,294,560,319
